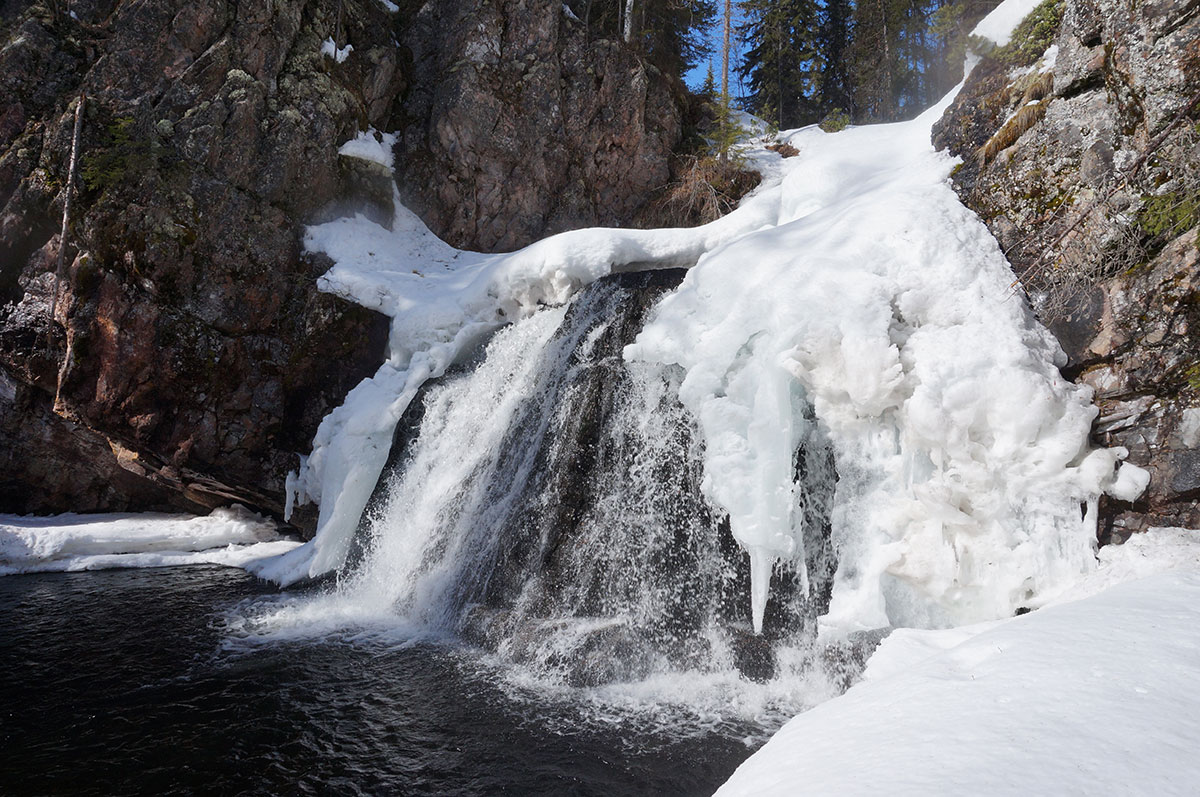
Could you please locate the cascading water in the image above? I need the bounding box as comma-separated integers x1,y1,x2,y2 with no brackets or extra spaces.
283,270,844,693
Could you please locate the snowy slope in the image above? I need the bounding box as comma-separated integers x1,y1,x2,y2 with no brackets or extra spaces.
0,506,300,575
718,556,1200,796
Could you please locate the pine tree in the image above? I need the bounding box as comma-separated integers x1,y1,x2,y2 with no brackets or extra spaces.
733,0,976,128
738,0,820,129
719,0,733,162
848,0,902,121
700,59,717,100
640,0,718,76
563,0,715,78
847,0,976,123
817,0,853,117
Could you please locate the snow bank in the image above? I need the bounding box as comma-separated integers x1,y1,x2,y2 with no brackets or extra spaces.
0,506,300,575
718,565,1200,796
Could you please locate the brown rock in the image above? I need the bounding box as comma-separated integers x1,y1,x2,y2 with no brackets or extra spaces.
0,0,684,527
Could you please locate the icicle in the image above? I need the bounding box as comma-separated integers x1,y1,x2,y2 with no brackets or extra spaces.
749,546,775,634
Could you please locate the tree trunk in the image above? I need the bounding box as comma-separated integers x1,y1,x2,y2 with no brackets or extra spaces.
720,0,732,163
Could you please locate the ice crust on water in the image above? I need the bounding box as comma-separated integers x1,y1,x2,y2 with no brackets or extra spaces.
262,37,1145,636
0,506,299,575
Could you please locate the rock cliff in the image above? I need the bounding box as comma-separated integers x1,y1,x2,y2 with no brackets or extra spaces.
934,0,1200,536
395,0,682,251
0,0,684,525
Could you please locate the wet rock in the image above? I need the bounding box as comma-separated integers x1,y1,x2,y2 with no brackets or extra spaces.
820,628,893,691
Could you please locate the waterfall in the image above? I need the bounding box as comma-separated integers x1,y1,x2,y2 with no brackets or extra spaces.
321,271,840,686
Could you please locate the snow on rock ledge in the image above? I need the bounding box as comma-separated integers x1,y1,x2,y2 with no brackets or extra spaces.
0,506,300,575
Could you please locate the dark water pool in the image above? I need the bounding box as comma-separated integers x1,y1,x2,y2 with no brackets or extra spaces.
0,566,759,796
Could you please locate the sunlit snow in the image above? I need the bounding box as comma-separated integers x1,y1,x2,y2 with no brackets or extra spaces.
718,567,1200,795
971,0,1044,47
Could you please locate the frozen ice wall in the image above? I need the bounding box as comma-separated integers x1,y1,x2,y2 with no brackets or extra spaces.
260,50,1145,638
628,98,1146,634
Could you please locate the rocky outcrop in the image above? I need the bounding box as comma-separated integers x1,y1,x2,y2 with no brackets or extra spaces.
394,0,683,251
934,0,1200,536
0,0,684,523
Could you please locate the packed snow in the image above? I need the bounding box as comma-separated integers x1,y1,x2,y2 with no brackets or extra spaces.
337,128,397,170
0,506,300,575
971,0,1044,47
719,563,1200,795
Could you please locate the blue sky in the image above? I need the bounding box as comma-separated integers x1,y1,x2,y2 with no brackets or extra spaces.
683,10,751,98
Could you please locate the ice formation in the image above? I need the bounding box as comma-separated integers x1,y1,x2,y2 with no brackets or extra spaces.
626,92,1146,634
254,144,791,586
0,506,298,575
259,0,1146,639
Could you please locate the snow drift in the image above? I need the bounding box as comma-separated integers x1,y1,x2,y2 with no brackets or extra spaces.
718,567,1200,796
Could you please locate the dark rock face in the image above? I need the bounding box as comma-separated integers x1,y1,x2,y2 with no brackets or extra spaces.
934,0,1200,535
394,0,682,251
0,0,684,522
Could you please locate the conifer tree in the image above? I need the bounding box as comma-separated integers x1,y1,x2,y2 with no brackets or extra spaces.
563,0,715,77
737,0,820,129
735,0,988,127
817,0,853,117
700,59,717,100
719,0,733,163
